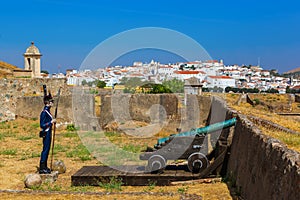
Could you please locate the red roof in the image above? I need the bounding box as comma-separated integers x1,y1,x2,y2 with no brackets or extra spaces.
208,76,233,79
130,73,144,77
205,60,219,63
292,85,300,89
174,71,204,75
187,62,201,64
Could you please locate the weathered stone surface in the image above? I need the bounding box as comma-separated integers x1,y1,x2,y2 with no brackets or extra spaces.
16,95,73,122
52,160,66,174
39,171,59,183
227,113,300,200
0,78,69,122
24,173,42,189
99,94,179,129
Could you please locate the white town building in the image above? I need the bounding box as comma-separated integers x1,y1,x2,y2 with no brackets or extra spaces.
173,70,206,81
205,75,236,90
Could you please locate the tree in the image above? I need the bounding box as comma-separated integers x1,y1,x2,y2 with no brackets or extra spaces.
162,79,184,93
41,70,49,74
286,86,291,93
225,86,232,93
150,84,172,93
82,80,88,86
179,64,185,70
96,80,106,88
121,77,145,89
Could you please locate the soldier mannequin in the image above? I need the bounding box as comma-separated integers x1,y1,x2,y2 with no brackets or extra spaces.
39,94,56,174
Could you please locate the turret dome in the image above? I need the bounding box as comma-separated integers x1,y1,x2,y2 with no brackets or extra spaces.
24,42,41,55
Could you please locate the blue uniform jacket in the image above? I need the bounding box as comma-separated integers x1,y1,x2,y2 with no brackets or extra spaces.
40,106,53,132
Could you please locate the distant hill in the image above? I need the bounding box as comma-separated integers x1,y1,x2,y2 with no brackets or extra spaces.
284,67,300,74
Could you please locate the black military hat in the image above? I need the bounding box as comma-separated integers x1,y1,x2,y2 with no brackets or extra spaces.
43,84,54,104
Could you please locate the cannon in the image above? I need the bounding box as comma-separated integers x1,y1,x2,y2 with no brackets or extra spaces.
140,118,237,173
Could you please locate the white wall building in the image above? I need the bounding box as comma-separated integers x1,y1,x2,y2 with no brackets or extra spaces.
206,76,236,90
158,65,176,77
173,70,206,81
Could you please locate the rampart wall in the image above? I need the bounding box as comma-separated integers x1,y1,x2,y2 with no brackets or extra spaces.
211,97,300,200
0,78,69,122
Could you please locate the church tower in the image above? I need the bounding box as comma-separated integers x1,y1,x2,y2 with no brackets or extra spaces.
24,42,42,78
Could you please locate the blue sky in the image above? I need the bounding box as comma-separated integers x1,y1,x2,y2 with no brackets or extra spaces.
0,0,299,74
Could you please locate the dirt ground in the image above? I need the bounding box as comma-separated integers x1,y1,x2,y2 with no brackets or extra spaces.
0,118,233,200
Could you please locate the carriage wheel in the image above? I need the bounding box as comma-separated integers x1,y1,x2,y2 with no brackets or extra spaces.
187,152,209,173
147,155,166,173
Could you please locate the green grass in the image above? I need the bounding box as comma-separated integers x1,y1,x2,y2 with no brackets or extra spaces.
277,134,300,150
31,123,40,129
66,143,91,161
20,151,40,160
260,126,300,152
66,124,79,131
177,186,189,194
30,182,62,191
104,131,121,137
1,130,17,137
143,181,156,192
18,135,34,141
54,144,67,154
1,148,17,155
98,176,123,192
0,122,10,129
122,144,146,153
62,132,78,138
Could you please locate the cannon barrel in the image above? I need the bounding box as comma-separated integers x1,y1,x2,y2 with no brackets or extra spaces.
156,118,237,147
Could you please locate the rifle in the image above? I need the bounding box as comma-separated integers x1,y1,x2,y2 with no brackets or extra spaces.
50,87,61,170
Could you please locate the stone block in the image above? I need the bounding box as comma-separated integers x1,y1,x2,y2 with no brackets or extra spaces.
52,160,66,174
39,171,59,183
24,173,42,189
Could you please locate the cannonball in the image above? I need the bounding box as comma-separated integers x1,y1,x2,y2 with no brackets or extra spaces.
24,173,42,189
52,160,66,174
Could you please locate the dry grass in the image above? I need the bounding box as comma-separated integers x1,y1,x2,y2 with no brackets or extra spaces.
225,93,300,152
0,117,232,199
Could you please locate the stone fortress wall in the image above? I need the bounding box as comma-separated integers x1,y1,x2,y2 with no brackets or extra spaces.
0,78,69,122
211,97,300,200
0,78,299,199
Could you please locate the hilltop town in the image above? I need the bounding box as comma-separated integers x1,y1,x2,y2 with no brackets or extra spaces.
1,42,300,93
64,59,300,93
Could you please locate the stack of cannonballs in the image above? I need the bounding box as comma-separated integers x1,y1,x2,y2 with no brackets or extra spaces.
24,160,66,189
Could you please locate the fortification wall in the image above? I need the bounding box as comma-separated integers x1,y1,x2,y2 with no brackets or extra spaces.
98,94,179,128
210,97,300,200
16,96,73,122
210,96,300,199
227,114,300,200
0,78,69,122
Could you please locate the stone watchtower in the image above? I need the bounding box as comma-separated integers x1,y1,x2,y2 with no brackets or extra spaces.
23,42,42,78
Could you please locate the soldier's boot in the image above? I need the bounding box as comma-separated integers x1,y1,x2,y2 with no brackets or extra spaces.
39,162,50,174
45,161,51,174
